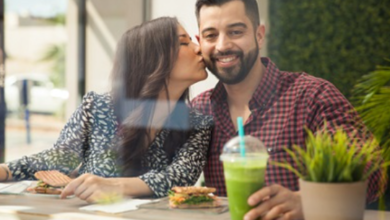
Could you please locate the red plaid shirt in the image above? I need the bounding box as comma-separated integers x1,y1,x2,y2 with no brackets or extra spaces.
191,57,381,202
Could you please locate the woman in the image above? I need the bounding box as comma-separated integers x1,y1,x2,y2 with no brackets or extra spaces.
0,17,212,202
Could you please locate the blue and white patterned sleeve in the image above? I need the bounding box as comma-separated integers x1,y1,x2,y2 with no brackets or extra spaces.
6,92,96,180
139,113,213,197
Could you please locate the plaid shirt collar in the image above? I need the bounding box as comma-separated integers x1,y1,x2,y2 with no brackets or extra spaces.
210,57,280,109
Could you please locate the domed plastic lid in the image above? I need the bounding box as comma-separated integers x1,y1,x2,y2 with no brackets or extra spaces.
220,135,268,162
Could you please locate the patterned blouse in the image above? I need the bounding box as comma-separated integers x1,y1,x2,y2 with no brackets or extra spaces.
7,92,213,197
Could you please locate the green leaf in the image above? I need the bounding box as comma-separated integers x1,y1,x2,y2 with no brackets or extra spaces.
273,125,388,183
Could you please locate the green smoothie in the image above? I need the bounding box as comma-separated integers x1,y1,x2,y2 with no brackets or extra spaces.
223,156,267,220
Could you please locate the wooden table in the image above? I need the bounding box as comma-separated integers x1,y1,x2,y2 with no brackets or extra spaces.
0,194,389,220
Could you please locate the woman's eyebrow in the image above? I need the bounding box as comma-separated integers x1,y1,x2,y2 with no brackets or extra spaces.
179,34,192,41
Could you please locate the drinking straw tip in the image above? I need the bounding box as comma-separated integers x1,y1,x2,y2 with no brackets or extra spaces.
237,117,246,157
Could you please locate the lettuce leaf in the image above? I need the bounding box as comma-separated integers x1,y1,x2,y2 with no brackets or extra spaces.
182,195,214,205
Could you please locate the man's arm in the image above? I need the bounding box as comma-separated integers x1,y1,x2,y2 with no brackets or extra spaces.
308,81,383,203
244,80,383,220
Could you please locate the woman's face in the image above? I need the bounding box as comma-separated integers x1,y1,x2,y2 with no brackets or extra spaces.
169,25,207,86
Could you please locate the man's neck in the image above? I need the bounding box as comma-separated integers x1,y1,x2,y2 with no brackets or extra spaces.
225,57,264,109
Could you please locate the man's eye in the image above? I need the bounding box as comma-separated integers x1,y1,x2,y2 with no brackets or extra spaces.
204,34,217,39
230,30,243,36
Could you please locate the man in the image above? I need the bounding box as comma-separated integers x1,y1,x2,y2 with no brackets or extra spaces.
191,0,382,219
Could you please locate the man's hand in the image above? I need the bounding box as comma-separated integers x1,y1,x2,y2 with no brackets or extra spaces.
60,173,123,203
244,184,303,220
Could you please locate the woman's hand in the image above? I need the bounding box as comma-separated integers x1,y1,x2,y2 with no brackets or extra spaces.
244,184,303,220
0,164,11,182
61,173,123,203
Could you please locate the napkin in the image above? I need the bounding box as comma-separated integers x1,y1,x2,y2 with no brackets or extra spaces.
0,181,34,194
0,205,33,213
51,212,129,220
80,199,157,214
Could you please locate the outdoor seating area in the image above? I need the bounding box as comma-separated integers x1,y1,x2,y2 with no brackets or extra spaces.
0,1,389,220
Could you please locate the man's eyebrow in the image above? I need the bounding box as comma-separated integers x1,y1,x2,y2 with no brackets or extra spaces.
227,22,247,29
201,27,216,35
201,22,247,35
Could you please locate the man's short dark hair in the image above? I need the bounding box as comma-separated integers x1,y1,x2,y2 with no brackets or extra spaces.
195,0,260,28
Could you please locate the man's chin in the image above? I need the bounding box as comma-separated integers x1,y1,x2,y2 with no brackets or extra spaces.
213,74,245,85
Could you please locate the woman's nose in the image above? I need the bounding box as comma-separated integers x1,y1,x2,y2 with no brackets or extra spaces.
194,44,201,55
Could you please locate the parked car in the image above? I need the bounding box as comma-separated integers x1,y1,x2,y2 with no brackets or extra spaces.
5,74,69,114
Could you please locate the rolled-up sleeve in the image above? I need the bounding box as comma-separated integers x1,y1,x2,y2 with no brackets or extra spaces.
307,81,384,203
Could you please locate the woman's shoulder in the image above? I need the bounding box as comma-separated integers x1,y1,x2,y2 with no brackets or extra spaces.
189,109,214,129
80,92,116,118
81,91,113,106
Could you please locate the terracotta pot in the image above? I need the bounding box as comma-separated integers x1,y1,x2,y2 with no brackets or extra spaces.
299,179,368,220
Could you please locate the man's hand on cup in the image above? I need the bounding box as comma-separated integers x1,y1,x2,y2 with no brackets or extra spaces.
244,184,303,220
61,173,123,203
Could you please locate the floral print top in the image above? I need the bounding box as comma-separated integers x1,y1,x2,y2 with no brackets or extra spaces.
7,92,213,197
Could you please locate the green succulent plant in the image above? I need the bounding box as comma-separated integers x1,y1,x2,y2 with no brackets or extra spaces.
273,127,387,183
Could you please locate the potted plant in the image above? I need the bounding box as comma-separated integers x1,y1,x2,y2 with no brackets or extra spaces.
274,127,387,220
352,61,390,210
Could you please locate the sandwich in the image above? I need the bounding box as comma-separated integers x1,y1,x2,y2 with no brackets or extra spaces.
26,170,72,194
168,186,221,208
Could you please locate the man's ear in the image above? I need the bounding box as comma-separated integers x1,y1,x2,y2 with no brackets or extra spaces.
195,35,200,43
256,25,266,50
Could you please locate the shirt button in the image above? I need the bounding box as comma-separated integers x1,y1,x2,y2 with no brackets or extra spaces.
267,148,273,153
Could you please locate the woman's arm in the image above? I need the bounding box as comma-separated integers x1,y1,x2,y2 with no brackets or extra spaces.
5,92,97,181
61,114,213,201
0,164,11,181
61,174,153,202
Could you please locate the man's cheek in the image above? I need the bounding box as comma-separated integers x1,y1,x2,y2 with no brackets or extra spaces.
200,46,212,57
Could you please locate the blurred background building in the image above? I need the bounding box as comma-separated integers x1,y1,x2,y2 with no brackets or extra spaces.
0,0,270,161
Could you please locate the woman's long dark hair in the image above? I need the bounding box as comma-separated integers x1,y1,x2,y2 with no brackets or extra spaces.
111,17,191,177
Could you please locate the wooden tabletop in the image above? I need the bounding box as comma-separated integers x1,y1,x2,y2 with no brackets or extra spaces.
0,194,389,220
0,194,230,220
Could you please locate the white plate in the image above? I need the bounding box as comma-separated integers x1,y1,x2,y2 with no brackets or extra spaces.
0,181,74,199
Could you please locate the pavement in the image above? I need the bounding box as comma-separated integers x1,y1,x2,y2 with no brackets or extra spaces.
5,114,65,161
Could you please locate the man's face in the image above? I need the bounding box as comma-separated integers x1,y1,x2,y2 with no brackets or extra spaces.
198,1,264,84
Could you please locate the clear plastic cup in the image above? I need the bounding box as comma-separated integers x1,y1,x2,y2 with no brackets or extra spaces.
220,135,269,220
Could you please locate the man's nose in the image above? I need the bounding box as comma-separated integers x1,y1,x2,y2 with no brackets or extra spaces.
215,34,232,52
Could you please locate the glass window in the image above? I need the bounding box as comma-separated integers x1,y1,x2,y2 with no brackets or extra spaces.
4,0,68,161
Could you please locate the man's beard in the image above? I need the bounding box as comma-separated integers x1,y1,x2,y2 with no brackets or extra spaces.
206,45,259,85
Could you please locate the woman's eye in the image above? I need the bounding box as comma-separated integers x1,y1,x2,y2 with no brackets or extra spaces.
180,42,190,46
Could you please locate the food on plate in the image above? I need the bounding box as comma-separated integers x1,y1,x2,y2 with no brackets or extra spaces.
26,170,72,194
168,186,221,208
